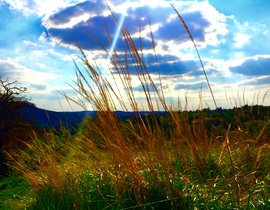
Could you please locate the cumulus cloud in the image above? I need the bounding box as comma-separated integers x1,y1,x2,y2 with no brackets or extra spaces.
47,15,119,50
155,11,210,43
44,0,106,28
4,0,70,16
230,56,270,76
30,83,48,90
238,76,270,86
234,33,250,48
0,59,57,84
174,81,207,90
44,1,224,51
43,0,228,80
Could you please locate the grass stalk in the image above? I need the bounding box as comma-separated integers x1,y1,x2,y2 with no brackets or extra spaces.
171,4,218,110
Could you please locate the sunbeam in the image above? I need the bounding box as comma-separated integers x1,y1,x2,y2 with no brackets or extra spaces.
107,1,130,62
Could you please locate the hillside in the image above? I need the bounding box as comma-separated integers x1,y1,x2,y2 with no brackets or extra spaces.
20,104,270,132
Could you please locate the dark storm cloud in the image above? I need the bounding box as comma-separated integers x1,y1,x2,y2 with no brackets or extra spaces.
134,79,208,93
48,0,105,25
153,60,201,75
123,5,172,34
0,60,22,80
47,5,157,51
121,6,210,42
175,82,207,90
141,54,180,66
253,77,270,85
132,85,156,93
46,2,210,78
240,76,270,86
230,57,270,76
30,83,47,90
111,53,201,76
131,82,170,93
131,37,154,50
46,2,210,51
48,15,125,50
156,12,210,43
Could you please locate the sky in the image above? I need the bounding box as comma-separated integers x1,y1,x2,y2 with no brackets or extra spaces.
0,0,270,111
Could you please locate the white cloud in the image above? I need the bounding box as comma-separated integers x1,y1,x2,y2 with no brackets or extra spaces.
43,8,96,29
0,59,57,84
165,1,229,47
38,32,48,42
228,54,270,68
0,59,75,110
234,33,250,48
22,40,38,46
3,0,82,16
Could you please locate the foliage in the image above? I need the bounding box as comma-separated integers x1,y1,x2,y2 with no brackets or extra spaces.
0,74,35,175
0,74,34,149
0,176,33,209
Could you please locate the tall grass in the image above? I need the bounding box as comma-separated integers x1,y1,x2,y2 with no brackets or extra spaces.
6,4,270,209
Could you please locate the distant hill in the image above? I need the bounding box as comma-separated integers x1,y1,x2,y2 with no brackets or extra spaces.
21,104,270,132
20,106,153,131
21,106,95,131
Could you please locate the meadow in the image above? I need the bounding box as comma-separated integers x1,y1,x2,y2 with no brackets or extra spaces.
1,5,270,209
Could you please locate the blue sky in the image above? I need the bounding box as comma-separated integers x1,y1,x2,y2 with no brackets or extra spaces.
0,0,270,111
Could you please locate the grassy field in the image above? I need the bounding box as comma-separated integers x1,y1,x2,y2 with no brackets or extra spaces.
2,5,270,210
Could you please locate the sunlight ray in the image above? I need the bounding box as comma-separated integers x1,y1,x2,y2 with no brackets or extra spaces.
107,1,130,62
